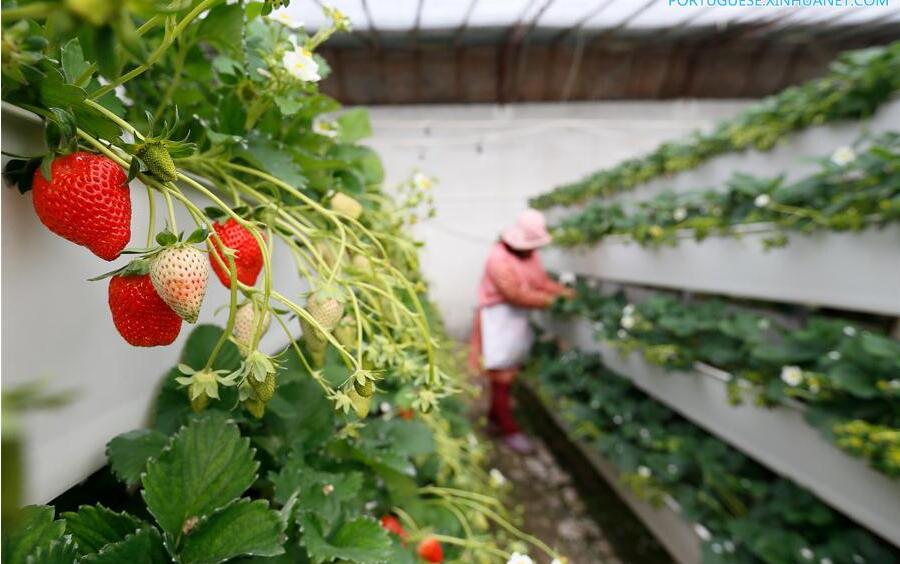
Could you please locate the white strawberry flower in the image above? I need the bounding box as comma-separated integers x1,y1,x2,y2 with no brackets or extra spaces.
413,172,433,190
673,207,688,222
558,271,576,285
489,468,507,488
754,194,771,208
826,351,841,361
637,465,651,478
780,366,803,387
801,547,815,560
694,523,712,541
270,10,303,30
843,326,857,337
282,46,321,82
831,146,856,166
821,558,833,564
506,553,533,564
323,4,351,31
312,116,339,138
723,540,736,553
551,559,566,564
620,315,635,330
623,303,635,316
617,329,628,339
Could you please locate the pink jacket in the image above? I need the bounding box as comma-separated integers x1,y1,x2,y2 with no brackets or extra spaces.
469,243,567,371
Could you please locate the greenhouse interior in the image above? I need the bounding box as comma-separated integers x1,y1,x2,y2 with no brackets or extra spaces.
1,0,899,563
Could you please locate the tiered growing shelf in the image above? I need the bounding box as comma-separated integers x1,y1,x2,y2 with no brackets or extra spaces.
543,225,900,316
537,315,900,547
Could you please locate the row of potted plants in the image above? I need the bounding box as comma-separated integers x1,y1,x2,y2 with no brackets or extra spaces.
524,341,899,564
530,42,900,209
551,282,900,479
549,132,900,249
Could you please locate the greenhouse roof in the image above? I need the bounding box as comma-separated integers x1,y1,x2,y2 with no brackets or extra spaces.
286,0,900,37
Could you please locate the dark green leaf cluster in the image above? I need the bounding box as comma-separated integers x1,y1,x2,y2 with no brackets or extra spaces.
552,281,900,477
531,42,900,209
550,133,900,248
524,343,899,563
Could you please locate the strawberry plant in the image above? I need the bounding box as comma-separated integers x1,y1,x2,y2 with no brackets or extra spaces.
550,133,900,248
552,280,900,478
524,343,900,563
1,2,560,562
531,42,900,209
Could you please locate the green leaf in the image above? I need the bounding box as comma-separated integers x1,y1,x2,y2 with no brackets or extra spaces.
299,515,392,564
141,416,258,538
80,527,169,564
1,505,66,564
25,537,79,564
336,109,372,143
180,499,285,563
156,230,178,246
106,430,169,487
40,68,87,108
61,504,143,556
61,39,91,85
238,133,307,189
196,4,245,58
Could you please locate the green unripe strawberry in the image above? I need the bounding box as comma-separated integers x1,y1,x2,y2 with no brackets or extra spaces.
249,372,277,403
190,393,209,413
300,318,328,367
329,192,363,219
137,140,178,183
354,378,374,398
348,387,371,418
333,315,357,349
245,398,266,419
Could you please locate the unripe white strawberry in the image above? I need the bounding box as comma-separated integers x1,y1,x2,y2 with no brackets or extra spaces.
300,318,328,367
150,245,209,323
306,286,344,332
333,315,357,349
329,192,363,219
232,302,271,356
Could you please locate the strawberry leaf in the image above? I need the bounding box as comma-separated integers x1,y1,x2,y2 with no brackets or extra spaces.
178,499,284,563
0,505,66,564
141,416,258,540
106,430,169,487
61,505,144,556
23,537,79,564
79,527,169,564
299,515,391,564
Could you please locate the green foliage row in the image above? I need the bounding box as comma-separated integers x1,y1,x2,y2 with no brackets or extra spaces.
550,133,900,249
524,343,900,564
530,42,900,209
552,282,900,478
2,324,523,564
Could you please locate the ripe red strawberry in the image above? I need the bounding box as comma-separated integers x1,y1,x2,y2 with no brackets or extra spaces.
108,274,181,346
380,515,407,540
417,537,443,563
209,219,264,288
32,151,131,261
150,245,209,323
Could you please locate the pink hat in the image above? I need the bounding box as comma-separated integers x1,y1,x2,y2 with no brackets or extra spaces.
501,209,552,251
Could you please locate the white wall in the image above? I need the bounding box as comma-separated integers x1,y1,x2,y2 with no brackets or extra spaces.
364,98,900,339
364,101,750,339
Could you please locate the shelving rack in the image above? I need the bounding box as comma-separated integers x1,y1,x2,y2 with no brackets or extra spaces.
536,315,900,548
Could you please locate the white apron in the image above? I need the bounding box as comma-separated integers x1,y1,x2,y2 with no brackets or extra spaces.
480,303,534,370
